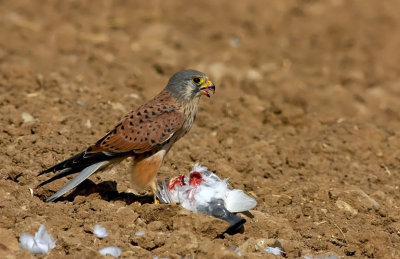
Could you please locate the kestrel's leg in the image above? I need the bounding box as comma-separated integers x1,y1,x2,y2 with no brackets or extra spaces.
149,180,159,204
130,151,165,204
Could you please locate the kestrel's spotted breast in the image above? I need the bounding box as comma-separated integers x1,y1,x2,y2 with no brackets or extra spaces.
38,70,215,202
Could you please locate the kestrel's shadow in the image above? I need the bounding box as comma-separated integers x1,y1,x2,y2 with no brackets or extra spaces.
54,179,154,205
43,180,250,236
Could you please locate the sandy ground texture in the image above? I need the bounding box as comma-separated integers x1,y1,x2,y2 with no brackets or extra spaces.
1,0,400,258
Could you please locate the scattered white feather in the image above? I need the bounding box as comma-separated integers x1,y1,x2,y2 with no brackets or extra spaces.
29,188,34,197
99,246,122,257
231,247,243,257
265,246,283,256
19,225,56,254
93,224,108,238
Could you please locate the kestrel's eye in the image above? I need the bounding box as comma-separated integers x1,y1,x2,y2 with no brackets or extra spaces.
192,77,203,85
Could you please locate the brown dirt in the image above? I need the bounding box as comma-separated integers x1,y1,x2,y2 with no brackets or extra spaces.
1,0,400,258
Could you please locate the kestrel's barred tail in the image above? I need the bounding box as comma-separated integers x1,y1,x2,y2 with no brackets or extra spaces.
37,69,215,202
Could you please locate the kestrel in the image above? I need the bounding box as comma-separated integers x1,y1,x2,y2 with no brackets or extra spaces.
38,70,215,202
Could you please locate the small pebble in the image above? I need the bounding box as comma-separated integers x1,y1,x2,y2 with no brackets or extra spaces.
135,231,146,237
76,100,86,107
85,119,92,128
21,112,35,123
229,36,241,48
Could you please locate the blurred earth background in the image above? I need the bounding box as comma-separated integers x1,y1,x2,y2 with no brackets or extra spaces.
1,0,400,258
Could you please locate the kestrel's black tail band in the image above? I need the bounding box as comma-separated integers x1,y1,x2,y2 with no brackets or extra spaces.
38,152,85,176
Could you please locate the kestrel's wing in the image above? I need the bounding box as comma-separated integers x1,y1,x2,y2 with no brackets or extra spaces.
89,98,185,154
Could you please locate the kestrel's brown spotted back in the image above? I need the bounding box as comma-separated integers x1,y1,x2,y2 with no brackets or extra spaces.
38,70,215,202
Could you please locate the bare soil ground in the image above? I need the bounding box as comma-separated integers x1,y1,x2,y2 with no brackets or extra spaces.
1,0,400,258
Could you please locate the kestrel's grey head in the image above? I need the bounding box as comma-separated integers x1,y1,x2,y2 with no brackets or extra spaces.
165,69,216,103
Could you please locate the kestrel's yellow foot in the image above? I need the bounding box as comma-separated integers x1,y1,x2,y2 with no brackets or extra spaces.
154,194,160,204
37,70,215,202
151,181,160,204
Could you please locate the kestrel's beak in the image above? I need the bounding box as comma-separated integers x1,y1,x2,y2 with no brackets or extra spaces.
199,80,215,97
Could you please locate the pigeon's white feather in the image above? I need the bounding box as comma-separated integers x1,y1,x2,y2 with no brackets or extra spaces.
225,189,257,212
167,164,257,213
192,163,208,173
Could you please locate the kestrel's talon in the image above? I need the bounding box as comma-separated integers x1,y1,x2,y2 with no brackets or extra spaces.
37,70,215,202
151,181,160,204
